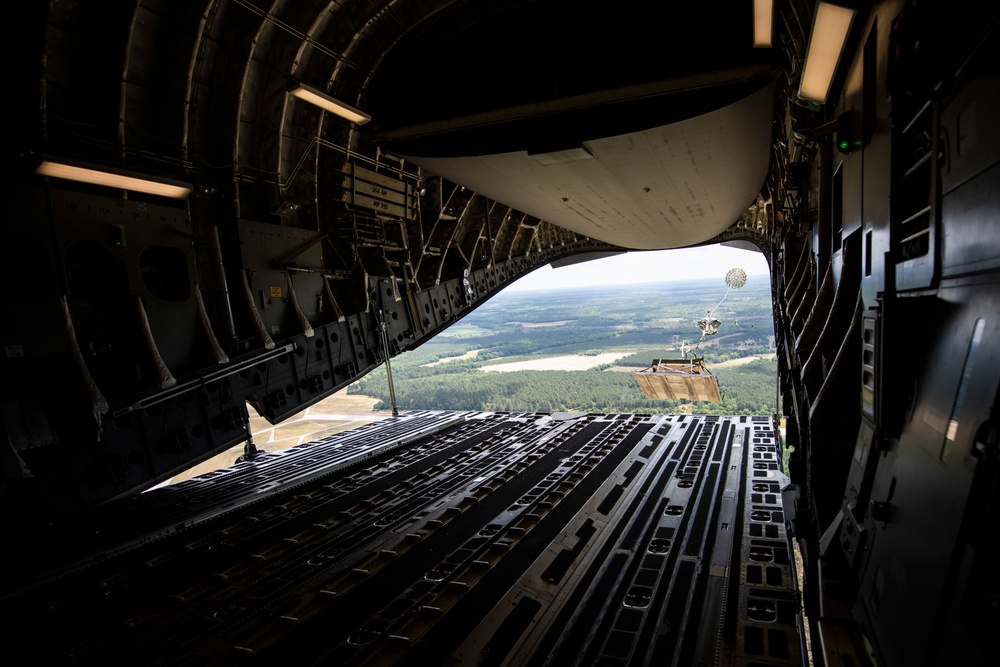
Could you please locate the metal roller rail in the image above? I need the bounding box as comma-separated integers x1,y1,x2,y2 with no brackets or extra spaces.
1,413,804,666
162,416,582,663
199,415,613,661
9,412,571,663
0,410,464,591
310,416,649,665
50,414,523,664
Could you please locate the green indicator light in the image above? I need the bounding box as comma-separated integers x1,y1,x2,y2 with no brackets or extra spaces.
854,140,863,146
839,140,849,150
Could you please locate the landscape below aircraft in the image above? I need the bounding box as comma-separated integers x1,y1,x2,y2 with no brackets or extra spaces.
0,1,996,665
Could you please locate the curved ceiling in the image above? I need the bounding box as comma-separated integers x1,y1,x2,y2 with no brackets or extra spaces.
398,82,774,250
16,0,781,249
364,0,777,250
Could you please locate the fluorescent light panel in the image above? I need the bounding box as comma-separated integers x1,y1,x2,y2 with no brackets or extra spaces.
754,0,773,47
799,2,856,103
36,161,193,199
289,83,371,125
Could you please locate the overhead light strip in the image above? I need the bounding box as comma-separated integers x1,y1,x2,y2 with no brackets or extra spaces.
36,161,193,199
289,83,371,125
753,0,773,48
798,2,856,104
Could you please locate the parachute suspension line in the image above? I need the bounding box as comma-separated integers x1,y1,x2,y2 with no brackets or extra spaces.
709,268,748,318
637,267,747,404
708,284,733,318
692,267,748,357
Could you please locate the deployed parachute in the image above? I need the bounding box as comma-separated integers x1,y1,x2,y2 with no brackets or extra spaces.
725,268,747,289
696,267,747,344
633,268,748,402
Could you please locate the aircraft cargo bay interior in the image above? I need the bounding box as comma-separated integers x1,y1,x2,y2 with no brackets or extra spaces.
1,1,998,665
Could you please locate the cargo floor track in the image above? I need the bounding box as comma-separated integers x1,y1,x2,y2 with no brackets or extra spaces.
2,412,804,666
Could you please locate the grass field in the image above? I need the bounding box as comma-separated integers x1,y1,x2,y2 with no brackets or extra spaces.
480,351,634,372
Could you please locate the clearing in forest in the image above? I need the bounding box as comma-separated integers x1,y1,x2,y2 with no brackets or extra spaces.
480,352,633,372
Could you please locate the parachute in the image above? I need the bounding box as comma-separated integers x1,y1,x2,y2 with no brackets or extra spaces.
725,268,748,289
633,268,748,402
694,267,747,347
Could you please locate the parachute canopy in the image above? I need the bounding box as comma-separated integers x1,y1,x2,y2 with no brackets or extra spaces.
725,267,747,289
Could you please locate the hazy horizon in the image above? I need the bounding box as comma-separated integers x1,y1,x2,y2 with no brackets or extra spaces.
504,243,770,292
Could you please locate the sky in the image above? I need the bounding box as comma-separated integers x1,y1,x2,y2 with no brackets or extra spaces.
503,243,770,292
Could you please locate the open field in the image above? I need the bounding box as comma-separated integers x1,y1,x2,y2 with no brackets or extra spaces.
696,332,744,348
507,320,575,328
435,323,493,338
480,351,634,372
422,349,481,367
711,353,777,368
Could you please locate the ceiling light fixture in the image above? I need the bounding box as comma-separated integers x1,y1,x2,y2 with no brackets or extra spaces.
798,2,856,104
289,83,371,125
753,0,773,48
36,160,193,199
